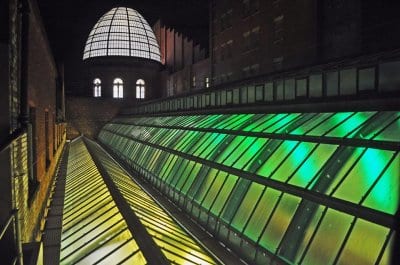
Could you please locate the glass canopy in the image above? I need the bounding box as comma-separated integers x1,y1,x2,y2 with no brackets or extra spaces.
99,111,399,265
83,7,161,62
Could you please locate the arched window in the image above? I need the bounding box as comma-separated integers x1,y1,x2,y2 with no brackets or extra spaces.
93,78,101,97
136,79,145,99
113,78,123,98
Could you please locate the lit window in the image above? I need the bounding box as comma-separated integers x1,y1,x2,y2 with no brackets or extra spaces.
83,7,161,62
113,78,123,98
192,76,196,88
136,79,145,99
93,78,102,97
205,77,210,88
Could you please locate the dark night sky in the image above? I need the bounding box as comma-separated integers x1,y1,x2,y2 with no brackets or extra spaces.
37,0,209,61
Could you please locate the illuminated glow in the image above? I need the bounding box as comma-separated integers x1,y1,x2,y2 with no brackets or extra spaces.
83,7,161,62
113,78,123,98
93,78,101,97
97,111,399,265
136,79,145,99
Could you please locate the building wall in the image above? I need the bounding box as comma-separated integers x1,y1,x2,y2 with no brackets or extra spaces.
23,0,66,243
0,44,9,143
85,59,162,100
66,96,134,139
211,0,318,86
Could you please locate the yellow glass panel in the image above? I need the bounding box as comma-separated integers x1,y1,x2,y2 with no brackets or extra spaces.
337,219,389,265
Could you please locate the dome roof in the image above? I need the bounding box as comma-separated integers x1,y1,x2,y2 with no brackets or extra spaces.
83,7,161,62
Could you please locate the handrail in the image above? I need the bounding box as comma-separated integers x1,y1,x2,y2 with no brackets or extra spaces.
0,128,26,154
0,212,15,240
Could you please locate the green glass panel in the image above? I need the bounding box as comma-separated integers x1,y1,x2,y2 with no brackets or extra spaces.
181,163,203,194
181,131,203,153
337,219,388,265
263,113,301,133
210,174,238,216
231,182,264,232
242,114,279,132
243,188,281,242
234,138,268,170
175,131,197,151
186,132,210,155
224,114,255,130
194,133,223,157
175,161,196,190
293,204,325,264
259,193,300,252
215,136,246,164
326,111,376,138
301,209,353,265
333,148,393,204
193,167,216,202
289,144,337,188
363,153,399,214
198,114,223,128
203,134,228,159
223,137,256,167
271,142,316,182
201,171,229,210
374,115,400,142
307,112,354,136
257,140,298,178
252,113,290,132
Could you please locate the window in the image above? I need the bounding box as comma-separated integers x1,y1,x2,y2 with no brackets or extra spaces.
192,76,196,88
205,77,210,88
273,15,284,43
113,78,123,98
93,78,101,97
136,79,145,99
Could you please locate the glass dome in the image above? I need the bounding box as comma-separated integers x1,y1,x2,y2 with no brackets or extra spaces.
83,7,161,62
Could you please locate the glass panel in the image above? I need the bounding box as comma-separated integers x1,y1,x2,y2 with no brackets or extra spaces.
272,142,316,182
201,171,229,210
309,74,322,98
326,112,376,138
307,112,354,136
289,144,337,188
231,182,264,232
234,138,268,170
257,141,298,178
301,209,353,265
210,174,238,216
363,153,399,214
291,113,334,135
358,67,375,91
374,115,400,142
243,188,281,242
333,148,393,204
326,71,339,96
337,219,388,265
340,68,357,95
259,193,301,252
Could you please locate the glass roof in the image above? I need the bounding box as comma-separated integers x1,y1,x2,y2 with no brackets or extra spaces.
83,7,161,62
99,111,399,265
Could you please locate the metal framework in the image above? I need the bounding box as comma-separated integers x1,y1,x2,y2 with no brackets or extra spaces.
83,7,161,62
98,111,399,265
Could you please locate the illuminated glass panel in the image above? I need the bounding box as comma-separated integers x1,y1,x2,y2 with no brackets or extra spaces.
93,78,101,97
136,79,145,99
231,182,264,232
363,153,399,214
374,115,400,142
113,78,123,98
289,144,337,188
301,209,353,265
83,7,161,62
258,193,301,252
60,139,146,265
332,148,393,204
306,112,354,136
336,219,389,265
